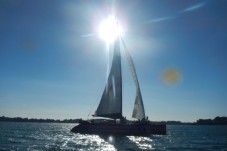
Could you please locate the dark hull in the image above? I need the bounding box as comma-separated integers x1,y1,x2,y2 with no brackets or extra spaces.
71,122,166,136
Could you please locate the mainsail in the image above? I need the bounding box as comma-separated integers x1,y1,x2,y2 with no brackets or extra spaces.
96,38,122,119
121,38,145,120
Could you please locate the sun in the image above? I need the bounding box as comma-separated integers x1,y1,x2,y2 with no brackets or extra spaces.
98,15,123,43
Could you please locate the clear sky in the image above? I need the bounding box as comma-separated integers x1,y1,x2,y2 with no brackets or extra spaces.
0,0,226,122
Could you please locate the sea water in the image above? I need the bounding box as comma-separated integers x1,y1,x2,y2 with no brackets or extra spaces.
0,122,227,150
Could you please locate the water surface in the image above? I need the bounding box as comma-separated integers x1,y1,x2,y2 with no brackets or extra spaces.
0,122,226,150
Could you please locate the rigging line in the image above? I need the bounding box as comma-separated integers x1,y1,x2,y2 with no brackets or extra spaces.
87,100,96,118
87,88,102,118
120,39,124,116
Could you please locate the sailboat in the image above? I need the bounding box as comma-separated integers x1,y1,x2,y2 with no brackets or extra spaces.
71,36,166,136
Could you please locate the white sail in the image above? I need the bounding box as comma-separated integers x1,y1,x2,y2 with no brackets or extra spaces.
96,38,122,119
121,38,145,120
132,89,145,119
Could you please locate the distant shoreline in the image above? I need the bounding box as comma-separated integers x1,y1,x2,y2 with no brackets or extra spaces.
0,116,81,124
0,116,227,125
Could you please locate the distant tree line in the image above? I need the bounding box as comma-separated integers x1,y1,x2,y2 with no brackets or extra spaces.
195,116,227,125
154,117,227,125
151,121,192,125
0,116,226,125
0,116,81,123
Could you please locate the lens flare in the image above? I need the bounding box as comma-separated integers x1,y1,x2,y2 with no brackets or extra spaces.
99,15,123,43
163,69,183,85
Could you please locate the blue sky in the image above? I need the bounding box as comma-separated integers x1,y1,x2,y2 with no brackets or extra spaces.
0,0,226,122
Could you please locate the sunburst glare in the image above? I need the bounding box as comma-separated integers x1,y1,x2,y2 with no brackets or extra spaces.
99,15,123,43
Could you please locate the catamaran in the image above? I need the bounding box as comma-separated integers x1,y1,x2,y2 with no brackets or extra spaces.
71,35,166,136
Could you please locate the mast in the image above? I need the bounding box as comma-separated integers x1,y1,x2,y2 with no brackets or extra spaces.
121,37,145,120
95,37,122,119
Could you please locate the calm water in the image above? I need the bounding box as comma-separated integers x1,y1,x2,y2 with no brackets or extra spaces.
0,122,227,151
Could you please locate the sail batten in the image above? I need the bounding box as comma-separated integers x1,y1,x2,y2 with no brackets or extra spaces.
96,38,122,119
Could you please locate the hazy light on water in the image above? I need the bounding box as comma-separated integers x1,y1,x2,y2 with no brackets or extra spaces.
127,136,153,150
73,134,115,151
107,136,115,144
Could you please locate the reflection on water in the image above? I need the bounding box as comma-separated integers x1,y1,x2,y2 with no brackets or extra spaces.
0,122,227,151
127,136,153,150
72,134,115,151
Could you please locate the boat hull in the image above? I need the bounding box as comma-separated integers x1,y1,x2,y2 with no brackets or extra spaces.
71,122,166,136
